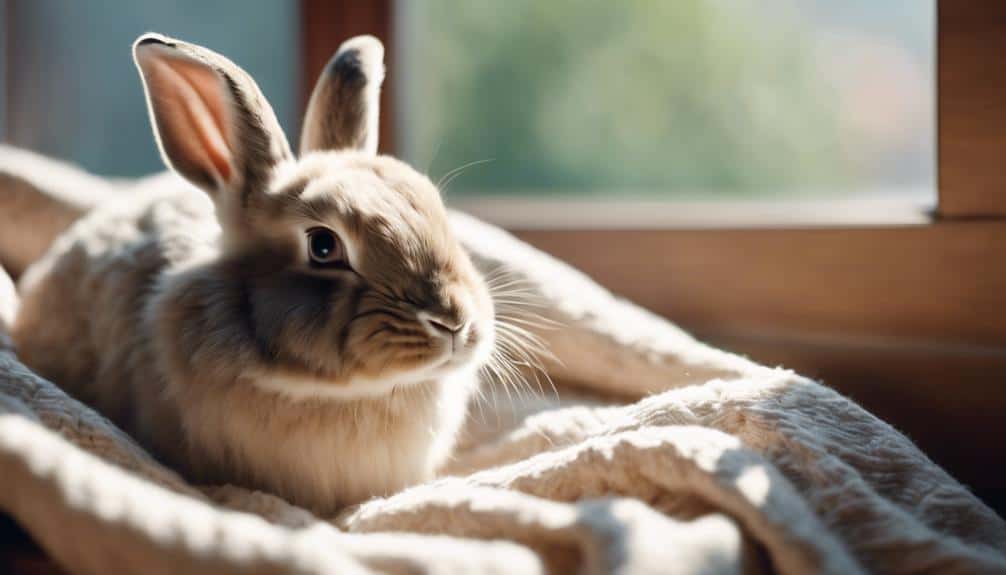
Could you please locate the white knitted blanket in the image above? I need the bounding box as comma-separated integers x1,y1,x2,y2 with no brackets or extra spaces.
1,212,1004,574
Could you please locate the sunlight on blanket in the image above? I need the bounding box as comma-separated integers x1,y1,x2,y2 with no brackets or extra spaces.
737,465,772,507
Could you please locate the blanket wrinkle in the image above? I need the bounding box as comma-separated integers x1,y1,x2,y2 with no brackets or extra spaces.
462,425,859,574
2,217,1006,575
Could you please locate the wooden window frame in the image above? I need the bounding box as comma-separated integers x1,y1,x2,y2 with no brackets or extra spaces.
318,0,1006,491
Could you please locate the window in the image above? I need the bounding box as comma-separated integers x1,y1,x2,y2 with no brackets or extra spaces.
396,1,935,209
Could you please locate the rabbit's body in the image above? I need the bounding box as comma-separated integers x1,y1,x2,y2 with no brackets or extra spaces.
10,34,494,513
15,169,476,511
14,179,209,450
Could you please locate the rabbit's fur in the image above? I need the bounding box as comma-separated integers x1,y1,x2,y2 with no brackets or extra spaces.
11,34,494,513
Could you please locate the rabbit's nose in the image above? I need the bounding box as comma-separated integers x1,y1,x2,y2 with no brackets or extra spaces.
418,311,470,351
426,317,465,335
419,311,467,335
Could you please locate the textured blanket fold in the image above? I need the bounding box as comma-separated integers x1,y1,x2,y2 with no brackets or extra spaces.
1,213,1005,574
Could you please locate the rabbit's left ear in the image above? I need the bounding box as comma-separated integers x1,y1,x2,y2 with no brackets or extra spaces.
300,36,384,156
133,33,292,201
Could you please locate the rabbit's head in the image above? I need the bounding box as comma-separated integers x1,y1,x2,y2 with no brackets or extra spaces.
135,34,494,399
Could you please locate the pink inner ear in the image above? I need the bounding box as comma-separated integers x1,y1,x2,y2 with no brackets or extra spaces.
141,52,234,185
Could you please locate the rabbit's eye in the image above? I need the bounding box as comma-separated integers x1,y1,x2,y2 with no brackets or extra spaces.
307,228,348,268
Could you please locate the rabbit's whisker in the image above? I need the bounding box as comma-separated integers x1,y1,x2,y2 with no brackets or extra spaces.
436,158,495,192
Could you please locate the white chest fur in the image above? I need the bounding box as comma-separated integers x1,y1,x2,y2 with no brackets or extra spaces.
172,369,477,513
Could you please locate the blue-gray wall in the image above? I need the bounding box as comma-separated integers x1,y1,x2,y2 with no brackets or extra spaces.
0,0,7,140
3,0,300,177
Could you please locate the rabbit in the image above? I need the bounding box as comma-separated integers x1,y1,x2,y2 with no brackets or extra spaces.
10,33,497,514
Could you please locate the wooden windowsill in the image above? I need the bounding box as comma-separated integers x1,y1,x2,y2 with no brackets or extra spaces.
449,194,935,230
511,219,1006,489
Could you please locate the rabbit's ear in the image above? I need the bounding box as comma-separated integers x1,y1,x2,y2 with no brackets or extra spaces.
300,36,384,156
133,34,291,200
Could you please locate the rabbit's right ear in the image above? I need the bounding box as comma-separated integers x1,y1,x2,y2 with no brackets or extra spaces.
300,36,385,156
134,34,292,203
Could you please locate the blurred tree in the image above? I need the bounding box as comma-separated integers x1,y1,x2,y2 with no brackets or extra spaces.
405,1,855,197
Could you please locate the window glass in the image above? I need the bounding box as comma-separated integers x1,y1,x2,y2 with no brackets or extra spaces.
397,1,934,200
